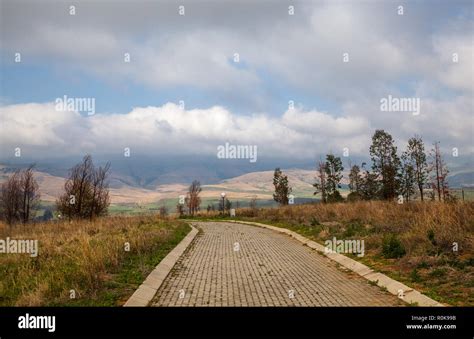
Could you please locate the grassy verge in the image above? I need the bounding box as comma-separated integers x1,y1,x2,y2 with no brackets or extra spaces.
185,201,474,306
0,216,190,306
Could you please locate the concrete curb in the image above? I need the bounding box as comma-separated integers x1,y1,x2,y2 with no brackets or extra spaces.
124,223,199,307
224,220,444,307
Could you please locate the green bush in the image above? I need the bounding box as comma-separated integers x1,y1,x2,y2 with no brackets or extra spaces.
417,261,429,269
310,216,320,226
343,221,365,237
382,234,406,258
410,268,422,282
429,268,447,278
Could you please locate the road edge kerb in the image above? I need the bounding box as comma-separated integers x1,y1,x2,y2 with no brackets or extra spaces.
124,223,199,307
224,220,444,307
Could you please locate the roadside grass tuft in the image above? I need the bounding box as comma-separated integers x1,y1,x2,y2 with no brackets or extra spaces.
0,216,190,306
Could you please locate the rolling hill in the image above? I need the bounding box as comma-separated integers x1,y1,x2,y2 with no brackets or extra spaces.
0,163,472,208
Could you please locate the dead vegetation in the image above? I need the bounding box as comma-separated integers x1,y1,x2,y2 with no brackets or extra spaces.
0,216,190,306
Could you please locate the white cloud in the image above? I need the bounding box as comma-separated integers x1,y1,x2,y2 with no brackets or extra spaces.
3,1,471,98
1,97,472,161
0,103,86,148
0,1,472,161
432,32,474,92
282,108,369,136
0,102,376,159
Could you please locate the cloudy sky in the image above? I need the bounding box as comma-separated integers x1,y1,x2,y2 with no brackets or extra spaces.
0,0,472,165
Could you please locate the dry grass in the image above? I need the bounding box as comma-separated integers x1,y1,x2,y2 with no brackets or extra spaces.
235,201,474,255
0,216,190,306
196,201,474,305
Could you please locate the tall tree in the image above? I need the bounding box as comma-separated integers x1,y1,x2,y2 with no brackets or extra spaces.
313,160,327,203
369,130,401,200
348,164,362,193
428,142,449,201
324,154,344,202
0,170,22,225
399,160,416,202
19,165,40,224
176,203,185,217
359,162,380,200
0,166,40,225
403,136,428,201
185,180,202,216
273,168,292,205
347,163,364,201
89,162,110,220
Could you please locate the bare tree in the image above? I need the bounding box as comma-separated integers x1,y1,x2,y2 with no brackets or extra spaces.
19,165,40,224
428,142,449,201
89,162,111,220
57,155,110,219
0,166,40,225
313,160,327,203
0,170,22,225
185,180,202,216
249,195,258,210
159,205,168,217
176,203,185,217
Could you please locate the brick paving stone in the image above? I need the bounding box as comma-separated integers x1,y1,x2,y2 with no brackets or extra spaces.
152,222,403,306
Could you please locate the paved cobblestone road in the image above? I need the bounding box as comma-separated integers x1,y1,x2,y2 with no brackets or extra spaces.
152,222,402,306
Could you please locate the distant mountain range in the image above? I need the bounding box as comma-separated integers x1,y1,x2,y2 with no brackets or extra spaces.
0,165,317,204
0,164,472,206
0,154,472,205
